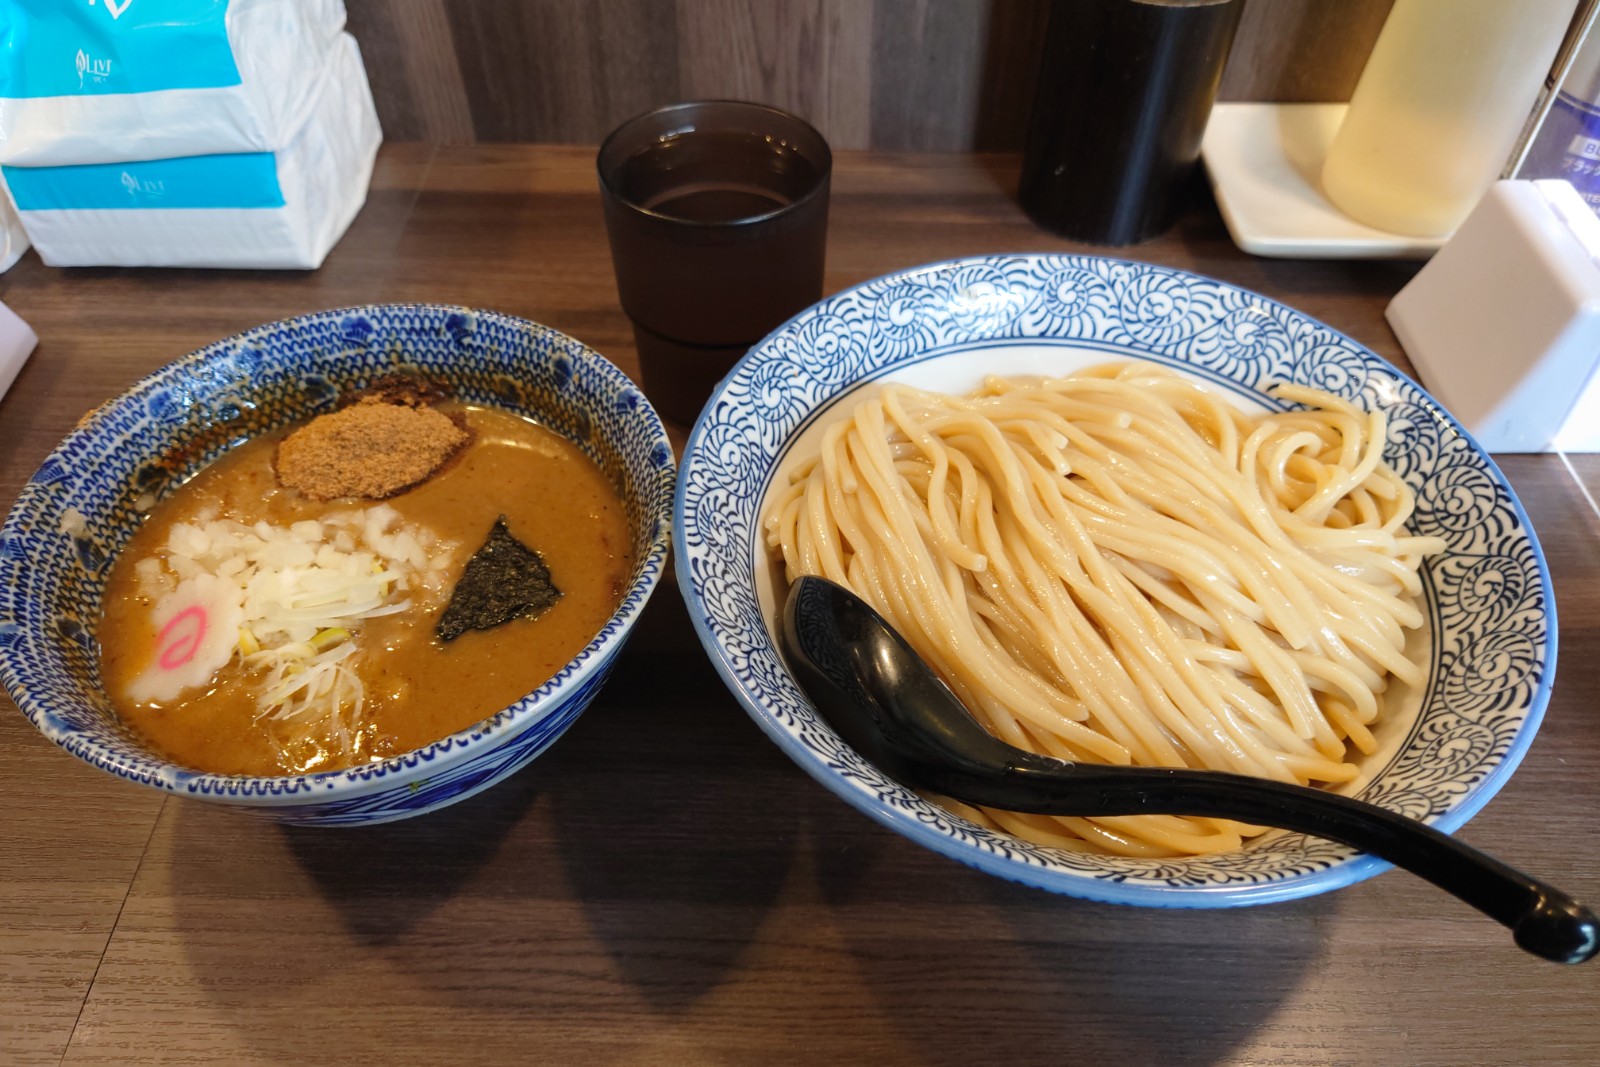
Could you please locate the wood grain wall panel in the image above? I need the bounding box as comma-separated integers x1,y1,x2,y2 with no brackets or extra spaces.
675,0,874,149
393,1,476,142
868,0,990,151
345,0,1397,150
441,0,680,144
347,1,475,143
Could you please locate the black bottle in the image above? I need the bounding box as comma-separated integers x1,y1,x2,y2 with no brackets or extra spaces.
1018,0,1244,245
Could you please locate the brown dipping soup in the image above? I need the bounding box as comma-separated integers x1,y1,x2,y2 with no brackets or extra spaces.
100,404,633,776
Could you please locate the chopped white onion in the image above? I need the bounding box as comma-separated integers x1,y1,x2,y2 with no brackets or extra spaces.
127,508,457,759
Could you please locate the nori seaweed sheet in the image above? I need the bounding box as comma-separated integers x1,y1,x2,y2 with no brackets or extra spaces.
436,517,563,641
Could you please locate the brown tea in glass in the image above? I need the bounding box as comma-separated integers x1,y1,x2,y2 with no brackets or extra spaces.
598,101,832,426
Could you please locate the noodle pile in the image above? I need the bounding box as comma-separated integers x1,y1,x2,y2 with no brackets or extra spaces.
764,363,1445,858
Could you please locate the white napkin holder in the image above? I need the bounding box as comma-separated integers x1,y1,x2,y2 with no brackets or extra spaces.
1387,179,1600,452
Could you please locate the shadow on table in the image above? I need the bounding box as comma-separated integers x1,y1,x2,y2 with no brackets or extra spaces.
272,761,547,946
807,813,1330,1067
166,585,798,1043
542,584,802,1012
271,581,801,1012
165,573,1321,1065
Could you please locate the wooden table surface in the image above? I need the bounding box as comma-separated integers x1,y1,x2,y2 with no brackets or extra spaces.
1,146,1596,1067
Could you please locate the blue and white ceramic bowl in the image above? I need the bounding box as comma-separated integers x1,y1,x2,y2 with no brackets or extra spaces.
0,304,676,826
676,254,1555,907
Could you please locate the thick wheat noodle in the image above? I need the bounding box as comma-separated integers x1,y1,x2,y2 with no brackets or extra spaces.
764,364,1446,857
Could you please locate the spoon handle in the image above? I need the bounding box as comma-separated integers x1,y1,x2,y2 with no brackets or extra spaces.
978,760,1598,964
779,575,1596,963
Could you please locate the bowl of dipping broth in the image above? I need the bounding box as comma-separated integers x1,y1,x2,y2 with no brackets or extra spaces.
675,253,1554,906
0,304,675,826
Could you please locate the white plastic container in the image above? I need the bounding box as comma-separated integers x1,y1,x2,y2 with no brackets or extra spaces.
0,0,346,167
1387,179,1600,452
3,33,379,271
1322,0,1577,238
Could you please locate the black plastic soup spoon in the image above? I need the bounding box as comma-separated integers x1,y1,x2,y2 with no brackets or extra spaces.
780,576,1599,965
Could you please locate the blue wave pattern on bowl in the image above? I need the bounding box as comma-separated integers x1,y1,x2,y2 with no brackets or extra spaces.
676,254,1554,905
0,304,676,824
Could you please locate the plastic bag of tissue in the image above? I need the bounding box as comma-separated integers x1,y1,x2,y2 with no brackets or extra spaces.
0,300,38,405
2,34,379,270
0,186,28,272
0,0,346,166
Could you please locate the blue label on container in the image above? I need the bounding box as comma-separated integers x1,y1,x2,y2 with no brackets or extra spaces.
1523,91,1600,215
0,0,241,98
3,155,285,210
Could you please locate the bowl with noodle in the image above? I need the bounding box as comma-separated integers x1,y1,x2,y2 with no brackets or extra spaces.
1,305,676,825
675,254,1555,906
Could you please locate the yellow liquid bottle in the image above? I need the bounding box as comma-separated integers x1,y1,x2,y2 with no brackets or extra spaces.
1321,0,1577,237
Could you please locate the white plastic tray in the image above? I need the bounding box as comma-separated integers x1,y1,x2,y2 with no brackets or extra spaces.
1201,102,1450,259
